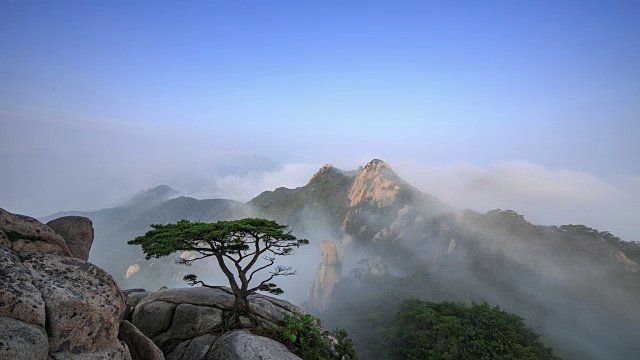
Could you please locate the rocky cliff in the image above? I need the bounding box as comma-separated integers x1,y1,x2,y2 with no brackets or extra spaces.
0,208,131,359
307,240,344,312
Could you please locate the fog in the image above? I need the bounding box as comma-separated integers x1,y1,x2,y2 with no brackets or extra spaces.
2,105,638,245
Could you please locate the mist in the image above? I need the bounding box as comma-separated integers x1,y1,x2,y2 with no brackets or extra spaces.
2,2,639,359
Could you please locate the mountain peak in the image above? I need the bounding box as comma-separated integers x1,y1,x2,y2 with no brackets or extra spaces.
307,164,336,184
364,159,391,170
348,159,401,207
123,185,179,209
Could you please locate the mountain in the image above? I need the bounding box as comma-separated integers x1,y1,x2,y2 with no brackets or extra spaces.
250,159,449,244
35,160,640,359
41,188,251,289
121,184,179,211
249,160,640,359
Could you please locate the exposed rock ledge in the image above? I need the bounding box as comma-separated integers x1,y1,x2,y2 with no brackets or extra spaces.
124,287,303,359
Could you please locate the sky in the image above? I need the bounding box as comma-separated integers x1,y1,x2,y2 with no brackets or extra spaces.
1,1,639,239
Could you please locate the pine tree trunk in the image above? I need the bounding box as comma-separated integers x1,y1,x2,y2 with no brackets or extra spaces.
234,292,250,315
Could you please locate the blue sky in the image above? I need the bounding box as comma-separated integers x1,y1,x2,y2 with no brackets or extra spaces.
1,1,639,238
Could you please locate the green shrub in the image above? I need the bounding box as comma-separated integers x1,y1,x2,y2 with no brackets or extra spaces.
269,313,358,360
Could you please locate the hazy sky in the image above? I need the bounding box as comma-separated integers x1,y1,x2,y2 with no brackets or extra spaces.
1,1,639,239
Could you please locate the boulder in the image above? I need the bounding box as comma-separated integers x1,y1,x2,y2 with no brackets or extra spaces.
0,317,49,360
21,252,126,355
136,287,235,309
122,290,150,321
208,330,302,360
46,216,94,261
166,334,217,360
130,287,305,359
0,246,46,327
152,304,223,352
49,338,132,360
118,320,164,360
0,208,131,359
126,291,150,308
0,208,70,256
131,301,176,339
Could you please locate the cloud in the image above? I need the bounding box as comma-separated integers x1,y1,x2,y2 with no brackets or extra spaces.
394,160,638,241
181,162,320,202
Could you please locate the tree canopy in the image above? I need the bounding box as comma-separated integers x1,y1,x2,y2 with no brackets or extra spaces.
128,218,309,317
387,299,558,360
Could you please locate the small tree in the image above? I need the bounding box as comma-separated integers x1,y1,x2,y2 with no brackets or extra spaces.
128,218,309,323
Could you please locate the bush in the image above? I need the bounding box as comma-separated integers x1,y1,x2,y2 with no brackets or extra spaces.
268,313,358,360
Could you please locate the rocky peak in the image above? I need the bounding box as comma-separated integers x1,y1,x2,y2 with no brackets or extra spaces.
307,164,335,184
347,159,402,207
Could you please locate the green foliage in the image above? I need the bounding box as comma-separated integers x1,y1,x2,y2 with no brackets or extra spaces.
387,300,559,360
331,328,358,360
128,218,309,300
248,166,353,237
271,313,358,360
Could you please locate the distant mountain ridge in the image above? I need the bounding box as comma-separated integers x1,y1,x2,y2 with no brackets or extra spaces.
40,186,249,289
121,184,179,211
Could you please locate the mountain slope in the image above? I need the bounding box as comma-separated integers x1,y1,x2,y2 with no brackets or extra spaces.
40,188,251,289
249,159,449,243
248,160,640,359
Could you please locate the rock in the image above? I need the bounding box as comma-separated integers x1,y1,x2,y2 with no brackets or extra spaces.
307,240,343,313
118,320,165,360
122,291,150,321
208,330,302,360
353,256,387,279
126,291,150,308
0,317,49,360
125,264,140,279
136,287,236,309
152,304,223,352
131,301,176,339
49,338,132,360
129,287,305,358
0,208,70,256
0,209,130,359
247,295,302,325
21,252,126,355
347,159,399,207
0,247,46,327
368,256,387,276
46,216,94,261
123,288,147,296
166,334,217,360
0,229,10,248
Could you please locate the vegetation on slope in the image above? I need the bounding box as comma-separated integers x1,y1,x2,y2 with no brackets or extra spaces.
388,300,559,360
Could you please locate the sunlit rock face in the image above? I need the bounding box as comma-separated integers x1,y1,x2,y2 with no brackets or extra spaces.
307,240,343,313
125,264,141,279
307,164,335,185
347,159,400,208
